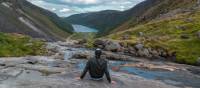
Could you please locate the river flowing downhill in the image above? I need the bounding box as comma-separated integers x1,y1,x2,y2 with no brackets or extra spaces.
0,42,199,88
52,42,200,88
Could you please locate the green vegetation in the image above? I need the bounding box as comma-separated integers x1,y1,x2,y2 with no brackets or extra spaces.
108,10,200,65
112,0,198,33
0,33,46,57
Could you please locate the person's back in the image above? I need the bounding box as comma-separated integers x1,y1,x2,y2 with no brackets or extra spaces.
80,49,111,83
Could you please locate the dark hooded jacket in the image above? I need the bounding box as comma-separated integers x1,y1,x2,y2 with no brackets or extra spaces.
80,57,111,83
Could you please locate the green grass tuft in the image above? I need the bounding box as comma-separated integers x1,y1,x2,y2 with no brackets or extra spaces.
0,33,46,57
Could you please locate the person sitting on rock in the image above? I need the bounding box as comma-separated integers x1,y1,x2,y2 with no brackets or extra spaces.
76,48,115,84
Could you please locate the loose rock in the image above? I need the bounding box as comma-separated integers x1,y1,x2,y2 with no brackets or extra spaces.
135,43,144,51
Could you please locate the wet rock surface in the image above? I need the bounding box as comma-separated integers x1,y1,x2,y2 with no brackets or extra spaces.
0,42,199,88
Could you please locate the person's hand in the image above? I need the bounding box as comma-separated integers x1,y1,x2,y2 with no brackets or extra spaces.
111,81,117,84
75,77,81,80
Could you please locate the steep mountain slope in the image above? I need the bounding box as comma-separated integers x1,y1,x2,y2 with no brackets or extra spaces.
65,0,198,36
0,0,73,41
107,4,200,65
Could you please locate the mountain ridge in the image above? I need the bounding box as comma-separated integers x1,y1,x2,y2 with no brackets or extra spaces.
65,0,198,36
0,0,73,41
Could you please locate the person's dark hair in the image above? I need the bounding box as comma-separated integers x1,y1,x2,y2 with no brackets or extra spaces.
95,48,102,59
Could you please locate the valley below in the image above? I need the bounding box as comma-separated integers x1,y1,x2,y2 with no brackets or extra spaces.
72,25,98,33
0,41,199,88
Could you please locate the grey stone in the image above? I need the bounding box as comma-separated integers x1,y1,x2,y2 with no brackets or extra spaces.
143,48,151,57
151,50,159,56
94,39,106,48
139,32,144,36
135,43,144,50
104,41,121,52
27,57,38,65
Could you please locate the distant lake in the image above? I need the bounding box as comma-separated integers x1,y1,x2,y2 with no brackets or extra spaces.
72,24,98,33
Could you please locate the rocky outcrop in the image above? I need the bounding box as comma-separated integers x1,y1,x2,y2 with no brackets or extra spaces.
94,39,122,52
104,41,122,52
94,39,171,61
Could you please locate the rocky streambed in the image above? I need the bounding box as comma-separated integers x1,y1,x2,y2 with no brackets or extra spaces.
0,42,199,88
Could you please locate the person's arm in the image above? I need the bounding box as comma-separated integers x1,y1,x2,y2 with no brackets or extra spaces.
80,61,89,79
105,62,111,83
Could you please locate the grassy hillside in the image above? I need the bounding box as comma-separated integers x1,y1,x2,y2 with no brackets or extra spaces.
0,33,46,57
107,9,200,65
112,0,198,33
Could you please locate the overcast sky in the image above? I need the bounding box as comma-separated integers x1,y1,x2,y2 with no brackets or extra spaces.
27,0,144,17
